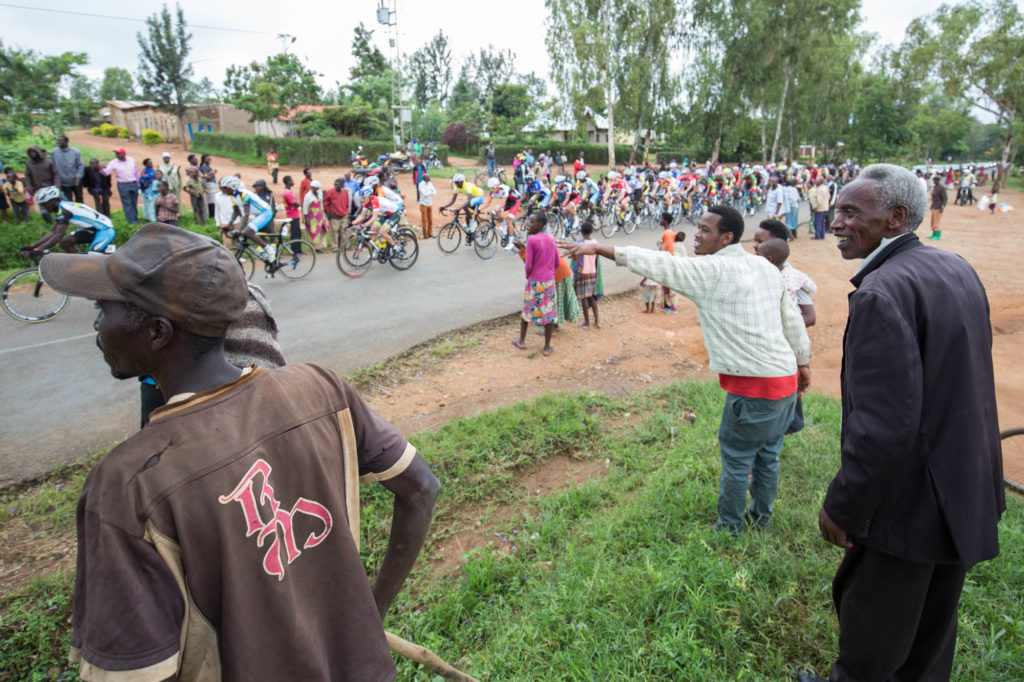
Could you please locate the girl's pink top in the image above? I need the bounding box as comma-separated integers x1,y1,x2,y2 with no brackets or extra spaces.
282,188,300,219
525,232,558,282
580,238,597,274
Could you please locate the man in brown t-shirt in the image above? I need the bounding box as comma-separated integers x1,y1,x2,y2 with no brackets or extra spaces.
40,224,440,681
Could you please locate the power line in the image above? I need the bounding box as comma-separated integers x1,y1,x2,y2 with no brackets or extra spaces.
0,3,274,36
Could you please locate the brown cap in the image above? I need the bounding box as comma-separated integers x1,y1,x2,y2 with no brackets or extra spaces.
40,223,247,338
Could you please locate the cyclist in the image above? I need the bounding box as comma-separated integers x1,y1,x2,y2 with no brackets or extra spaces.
607,170,630,211
482,177,521,250
21,186,115,257
520,175,552,215
350,185,401,250
219,176,275,261
438,173,484,230
576,170,600,211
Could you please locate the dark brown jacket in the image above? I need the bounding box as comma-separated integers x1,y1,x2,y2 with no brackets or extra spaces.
825,233,1004,569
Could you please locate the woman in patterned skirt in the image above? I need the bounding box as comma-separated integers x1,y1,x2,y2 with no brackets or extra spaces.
512,212,559,356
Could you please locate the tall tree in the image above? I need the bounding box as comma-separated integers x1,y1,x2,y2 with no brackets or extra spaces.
225,53,323,126
546,0,622,165
902,0,1024,191
137,3,194,146
408,31,453,107
614,0,682,163
99,67,135,101
350,23,388,81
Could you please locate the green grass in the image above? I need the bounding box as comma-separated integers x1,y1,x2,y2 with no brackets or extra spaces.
1004,173,1023,193
2,382,1022,681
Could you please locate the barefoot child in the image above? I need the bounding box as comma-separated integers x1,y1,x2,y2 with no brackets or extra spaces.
512,212,558,355
658,212,678,312
574,219,601,328
640,275,660,312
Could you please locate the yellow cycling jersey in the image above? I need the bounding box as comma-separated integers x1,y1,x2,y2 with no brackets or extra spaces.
455,182,484,198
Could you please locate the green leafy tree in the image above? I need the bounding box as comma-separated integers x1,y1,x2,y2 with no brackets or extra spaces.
225,53,323,127
136,3,194,146
350,23,388,81
902,0,1024,191
322,99,387,138
408,31,452,107
186,76,219,104
0,39,88,124
546,0,622,164
848,70,918,160
99,67,135,101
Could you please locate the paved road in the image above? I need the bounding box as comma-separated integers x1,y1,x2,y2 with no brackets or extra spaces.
0,207,809,486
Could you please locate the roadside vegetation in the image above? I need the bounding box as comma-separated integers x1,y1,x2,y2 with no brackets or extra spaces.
3,382,1021,681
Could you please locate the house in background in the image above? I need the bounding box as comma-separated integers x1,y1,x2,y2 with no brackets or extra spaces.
106,101,258,141
523,107,664,146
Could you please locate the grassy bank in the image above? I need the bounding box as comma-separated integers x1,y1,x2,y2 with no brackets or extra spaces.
2,382,1021,680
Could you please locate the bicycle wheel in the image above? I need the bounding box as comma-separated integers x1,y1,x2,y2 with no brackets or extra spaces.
1002,428,1024,494
475,221,497,247
437,221,462,253
236,248,257,281
623,209,638,234
389,228,420,270
511,217,529,243
600,213,617,238
337,235,372,278
2,268,70,322
473,224,498,259
276,239,316,279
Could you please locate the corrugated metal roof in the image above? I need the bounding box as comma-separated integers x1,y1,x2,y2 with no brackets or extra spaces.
105,100,159,110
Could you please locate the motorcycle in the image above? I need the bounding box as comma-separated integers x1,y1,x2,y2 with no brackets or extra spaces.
350,146,368,168
385,150,412,173
426,148,443,169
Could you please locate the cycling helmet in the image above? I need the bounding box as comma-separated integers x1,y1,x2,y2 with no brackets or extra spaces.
363,175,379,188
553,175,566,184
452,173,466,184
669,161,678,169
607,170,620,180
658,171,669,180
575,170,587,180
358,186,374,197
33,186,61,204
219,176,241,191
486,177,500,190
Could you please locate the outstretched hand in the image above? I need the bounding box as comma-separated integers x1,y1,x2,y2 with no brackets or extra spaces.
557,239,591,257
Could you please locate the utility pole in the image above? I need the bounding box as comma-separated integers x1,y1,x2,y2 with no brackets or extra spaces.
376,0,405,149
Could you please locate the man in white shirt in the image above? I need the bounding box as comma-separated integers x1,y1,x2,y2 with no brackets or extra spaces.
417,173,437,239
765,175,789,225
560,205,811,536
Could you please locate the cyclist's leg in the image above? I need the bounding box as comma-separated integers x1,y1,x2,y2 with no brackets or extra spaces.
88,226,116,253
245,212,273,249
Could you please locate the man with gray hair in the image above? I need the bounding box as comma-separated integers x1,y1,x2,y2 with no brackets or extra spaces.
799,164,1004,682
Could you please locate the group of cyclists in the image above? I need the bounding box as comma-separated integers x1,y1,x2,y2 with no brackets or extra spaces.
18,153,865,270
431,157,863,245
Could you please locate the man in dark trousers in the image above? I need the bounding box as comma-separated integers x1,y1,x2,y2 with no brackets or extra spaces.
799,164,1004,682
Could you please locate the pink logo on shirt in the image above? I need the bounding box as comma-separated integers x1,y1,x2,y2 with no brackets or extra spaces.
219,459,333,581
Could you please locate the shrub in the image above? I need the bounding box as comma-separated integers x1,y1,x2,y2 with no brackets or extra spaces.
116,127,130,139
89,126,103,136
141,129,164,145
190,132,450,167
99,123,118,138
442,122,476,154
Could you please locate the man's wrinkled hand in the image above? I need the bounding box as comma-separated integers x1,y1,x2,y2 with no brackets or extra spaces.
818,507,853,549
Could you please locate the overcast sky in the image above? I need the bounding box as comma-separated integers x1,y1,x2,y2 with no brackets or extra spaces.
0,0,1014,96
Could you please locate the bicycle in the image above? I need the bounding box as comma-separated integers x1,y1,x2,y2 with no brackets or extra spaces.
2,250,71,322
436,209,496,259
1002,427,1024,494
228,229,317,281
336,223,419,278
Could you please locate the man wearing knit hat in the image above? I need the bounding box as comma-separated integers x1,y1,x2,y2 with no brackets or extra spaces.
40,224,439,681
